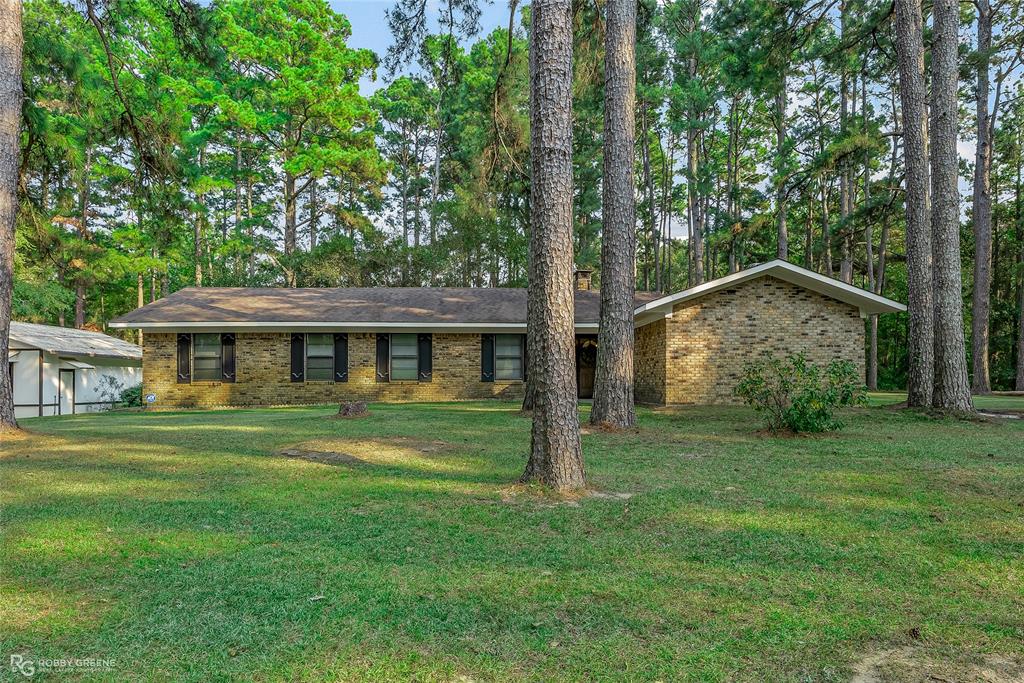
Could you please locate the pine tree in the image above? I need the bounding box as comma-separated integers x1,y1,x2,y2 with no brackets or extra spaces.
0,0,21,430
591,0,638,429
521,0,585,490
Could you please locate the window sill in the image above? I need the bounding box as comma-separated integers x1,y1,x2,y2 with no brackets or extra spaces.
493,379,524,385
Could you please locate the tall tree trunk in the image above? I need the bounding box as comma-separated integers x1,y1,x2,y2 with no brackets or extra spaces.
930,0,973,411
309,177,318,250
821,178,832,276
726,96,738,275
283,170,296,256
234,137,242,231
0,0,21,430
521,0,585,490
400,126,411,284
74,283,86,328
136,272,144,346
591,0,637,429
971,0,993,394
75,145,91,327
893,0,934,408
639,104,654,289
863,76,876,389
687,123,704,284
838,1,853,283
775,74,788,260
1015,152,1024,390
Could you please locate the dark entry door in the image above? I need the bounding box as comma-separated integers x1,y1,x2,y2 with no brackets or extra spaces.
575,336,598,399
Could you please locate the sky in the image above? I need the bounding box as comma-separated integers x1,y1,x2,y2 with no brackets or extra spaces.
331,0,514,94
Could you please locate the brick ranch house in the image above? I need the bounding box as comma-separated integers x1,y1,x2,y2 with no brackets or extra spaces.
109,260,904,409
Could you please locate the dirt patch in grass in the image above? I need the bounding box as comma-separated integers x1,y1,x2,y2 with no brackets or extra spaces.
275,437,454,468
850,647,1024,683
579,422,641,436
278,448,363,466
498,484,634,508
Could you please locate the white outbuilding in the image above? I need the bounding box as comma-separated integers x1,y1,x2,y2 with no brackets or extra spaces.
8,321,142,419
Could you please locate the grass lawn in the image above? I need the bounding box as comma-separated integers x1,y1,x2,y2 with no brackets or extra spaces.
2,400,1023,681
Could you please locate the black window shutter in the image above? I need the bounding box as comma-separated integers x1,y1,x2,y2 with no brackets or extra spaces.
176,333,191,383
333,333,348,382
418,333,433,382
376,334,390,382
521,334,528,381
481,334,495,382
221,333,236,382
290,333,305,382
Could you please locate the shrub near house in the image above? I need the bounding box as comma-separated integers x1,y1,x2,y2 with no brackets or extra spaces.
735,353,867,433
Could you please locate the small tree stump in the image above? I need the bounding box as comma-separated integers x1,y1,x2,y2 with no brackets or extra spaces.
337,401,368,418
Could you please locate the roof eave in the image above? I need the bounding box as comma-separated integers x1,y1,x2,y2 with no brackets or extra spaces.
111,321,602,333
633,260,907,318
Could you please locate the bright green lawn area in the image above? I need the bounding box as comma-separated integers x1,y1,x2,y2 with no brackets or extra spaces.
2,401,1023,681
868,391,1024,411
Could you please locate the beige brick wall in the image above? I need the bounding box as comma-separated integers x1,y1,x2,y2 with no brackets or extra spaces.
633,318,666,405
143,276,865,408
143,332,524,409
642,275,865,405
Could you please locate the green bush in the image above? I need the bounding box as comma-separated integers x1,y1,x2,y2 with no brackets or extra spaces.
119,384,143,408
734,353,866,433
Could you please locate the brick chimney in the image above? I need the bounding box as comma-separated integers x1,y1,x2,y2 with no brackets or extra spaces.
574,268,593,291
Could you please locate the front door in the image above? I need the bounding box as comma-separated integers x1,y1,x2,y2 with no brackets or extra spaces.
59,369,75,415
575,335,598,399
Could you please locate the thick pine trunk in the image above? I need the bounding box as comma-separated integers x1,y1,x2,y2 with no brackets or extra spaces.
521,0,585,490
971,0,993,394
0,0,21,430
591,0,637,429
930,0,973,411
893,0,934,407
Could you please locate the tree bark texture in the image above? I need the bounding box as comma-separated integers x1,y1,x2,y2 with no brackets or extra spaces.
929,0,973,411
521,0,585,490
591,0,637,429
775,76,788,260
971,0,993,394
0,0,21,429
893,0,934,407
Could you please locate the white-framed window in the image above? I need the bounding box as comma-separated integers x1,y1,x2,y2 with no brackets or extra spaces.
495,334,524,380
390,333,418,380
306,333,334,381
192,333,222,381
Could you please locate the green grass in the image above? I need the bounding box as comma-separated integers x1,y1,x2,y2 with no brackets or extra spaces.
868,391,1024,411
2,401,1023,681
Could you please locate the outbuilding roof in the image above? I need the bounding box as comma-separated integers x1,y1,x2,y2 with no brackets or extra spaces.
9,321,142,361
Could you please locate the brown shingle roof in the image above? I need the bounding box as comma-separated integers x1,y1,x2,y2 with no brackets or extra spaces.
109,287,663,328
